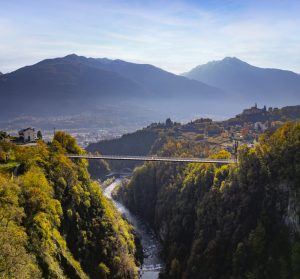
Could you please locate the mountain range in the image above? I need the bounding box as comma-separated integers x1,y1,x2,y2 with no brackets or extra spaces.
0,54,227,120
0,55,299,129
183,57,300,106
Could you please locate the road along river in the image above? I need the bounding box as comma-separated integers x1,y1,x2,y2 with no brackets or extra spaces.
103,178,164,279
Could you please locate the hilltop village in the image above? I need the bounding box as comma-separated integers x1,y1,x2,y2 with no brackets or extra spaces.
144,105,300,153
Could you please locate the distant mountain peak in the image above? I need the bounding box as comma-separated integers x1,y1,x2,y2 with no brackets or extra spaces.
187,57,249,74
64,53,79,58
222,56,241,62
62,53,87,62
183,56,300,107
221,57,250,66
204,57,248,67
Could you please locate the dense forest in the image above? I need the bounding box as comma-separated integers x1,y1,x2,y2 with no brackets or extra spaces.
0,132,140,278
114,122,300,279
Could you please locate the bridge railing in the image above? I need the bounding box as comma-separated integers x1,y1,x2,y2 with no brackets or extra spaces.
66,154,237,164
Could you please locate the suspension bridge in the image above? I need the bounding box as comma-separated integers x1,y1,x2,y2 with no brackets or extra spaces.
66,154,237,164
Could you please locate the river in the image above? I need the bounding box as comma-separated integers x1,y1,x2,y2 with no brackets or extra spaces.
103,178,164,279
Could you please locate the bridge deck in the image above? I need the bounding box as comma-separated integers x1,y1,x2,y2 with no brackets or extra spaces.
66,154,237,164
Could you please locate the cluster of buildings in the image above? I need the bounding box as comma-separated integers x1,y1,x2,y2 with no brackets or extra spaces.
157,105,288,150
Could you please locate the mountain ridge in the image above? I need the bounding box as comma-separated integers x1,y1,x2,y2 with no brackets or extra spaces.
0,54,232,123
0,55,149,118
185,57,300,75
182,57,300,106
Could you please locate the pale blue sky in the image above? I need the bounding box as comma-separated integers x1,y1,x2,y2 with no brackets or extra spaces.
0,0,300,74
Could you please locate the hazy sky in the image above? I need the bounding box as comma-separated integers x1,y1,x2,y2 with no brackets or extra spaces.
1,0,300,74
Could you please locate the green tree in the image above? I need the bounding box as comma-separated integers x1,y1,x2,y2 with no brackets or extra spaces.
0,131,8,141
0,174,41,278
37,130,42,140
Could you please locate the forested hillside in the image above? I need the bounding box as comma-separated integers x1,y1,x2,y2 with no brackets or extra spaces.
114,122,300,279
87,128,164,171
0,132,139,278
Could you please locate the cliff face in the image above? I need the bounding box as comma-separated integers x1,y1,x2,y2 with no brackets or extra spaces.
115,122,300,279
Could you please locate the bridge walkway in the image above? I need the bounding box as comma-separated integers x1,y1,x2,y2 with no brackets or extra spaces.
66,154,237,164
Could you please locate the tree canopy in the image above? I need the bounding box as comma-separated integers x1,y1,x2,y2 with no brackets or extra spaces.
115,122,300,279
0,132,139,278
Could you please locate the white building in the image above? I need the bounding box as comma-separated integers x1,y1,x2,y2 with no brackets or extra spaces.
18,128,35,142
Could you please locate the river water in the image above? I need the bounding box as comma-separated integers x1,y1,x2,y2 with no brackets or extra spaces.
103,178,163,279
